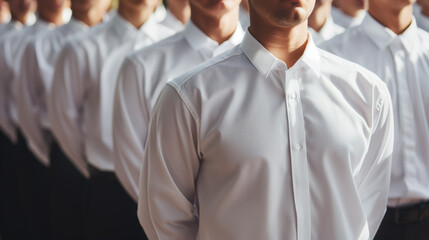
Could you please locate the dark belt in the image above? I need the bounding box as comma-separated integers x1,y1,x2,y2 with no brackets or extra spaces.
88,164,116,180
385,201,429,224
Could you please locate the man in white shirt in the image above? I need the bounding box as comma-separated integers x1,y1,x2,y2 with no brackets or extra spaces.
415,0,429,31
17,0,110,239
331,0,367,28
111,0,244,203
97,0,191,203
0,1,36,239
321,0,429,239
49,0,174,238
308,0,344,44
0,0,69,238
138,0,394,239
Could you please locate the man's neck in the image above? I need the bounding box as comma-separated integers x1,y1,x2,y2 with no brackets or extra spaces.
167,0,190,24
118,3,153,29
38,10,64,26
308,4,331,32
368,3,413,35
11,13,29,24
249,18,308,68
71,5,105,27
341,7,363,18
190,6,239,45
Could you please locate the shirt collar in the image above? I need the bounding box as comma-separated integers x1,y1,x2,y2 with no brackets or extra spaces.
241,30,320,78
362,13,418,53
67,17,90,31
318,15,336,39
111,13,140,38
8,19,24,30
33,18,56,29
111,13,162,42
139,15,164,41
161,10,185,31
184,20,245,51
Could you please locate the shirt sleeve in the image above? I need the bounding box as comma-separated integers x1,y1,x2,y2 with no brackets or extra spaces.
357,81,394,239
48,42,89,178
138,84,200,240
112,57,147,202
16,42,51,165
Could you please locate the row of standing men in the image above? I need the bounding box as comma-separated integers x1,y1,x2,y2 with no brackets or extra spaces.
0,0,429,239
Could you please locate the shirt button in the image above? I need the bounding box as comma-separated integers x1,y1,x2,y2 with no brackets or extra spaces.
294,143,301,151
289,92,296,100
277,62,284,69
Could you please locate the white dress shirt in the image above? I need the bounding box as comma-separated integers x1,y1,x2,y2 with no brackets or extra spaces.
49,13,174,177
321,14,429,206
0,19,55,143
138,31,394,240
16,18,89,165
111,21,244,201
414,4,429,32
0,20,25,141
331,6,366,28
308,15,344,45
159,10,184,32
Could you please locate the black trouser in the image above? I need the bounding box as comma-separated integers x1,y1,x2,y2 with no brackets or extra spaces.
0,131,31,240
85,165,147,240
374,201,429,240
15,131,52,240
49,141,87,240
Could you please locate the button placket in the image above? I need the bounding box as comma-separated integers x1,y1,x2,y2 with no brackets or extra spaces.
285,67,311,240
390,39,417,179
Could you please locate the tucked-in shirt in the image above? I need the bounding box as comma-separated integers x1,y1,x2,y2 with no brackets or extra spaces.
138,31,394,240
321,14,429,206
111,21,244,201
331,6,366,28
49,13,174,177
308,15,344,45
16,18,89,165
0,19,55,143
414,4,429,32
0,20,25,141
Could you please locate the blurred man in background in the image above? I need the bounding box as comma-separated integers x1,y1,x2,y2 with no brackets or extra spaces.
16,0,110,238
49,0,174,238
322,0,429,239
